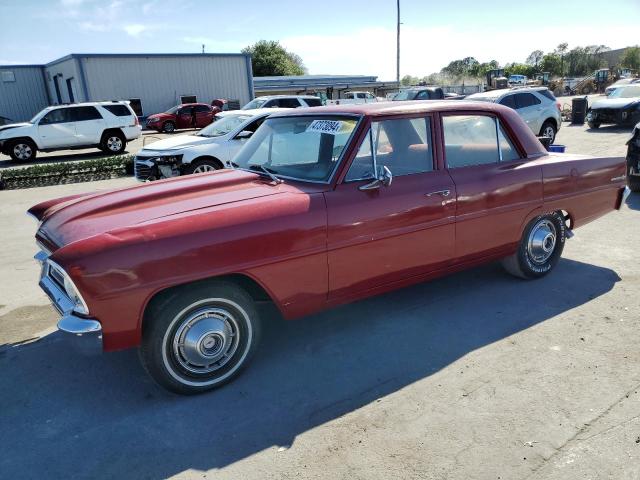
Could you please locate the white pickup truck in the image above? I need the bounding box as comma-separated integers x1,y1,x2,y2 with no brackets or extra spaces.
327,91,379,106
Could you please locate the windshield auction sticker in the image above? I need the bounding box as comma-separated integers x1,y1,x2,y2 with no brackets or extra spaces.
306,120,344,135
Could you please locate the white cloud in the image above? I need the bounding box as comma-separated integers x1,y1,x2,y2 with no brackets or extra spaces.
282,24,640,80
123,24,149,37
78,21,109,32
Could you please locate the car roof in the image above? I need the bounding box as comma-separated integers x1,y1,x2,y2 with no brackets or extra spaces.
216,107,289,117
255,95,318,100
42,101,130,110
467,87,549,100
268,100,516,118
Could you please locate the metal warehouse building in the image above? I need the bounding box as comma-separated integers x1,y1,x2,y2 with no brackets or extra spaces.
0,53,254,122
254,75,399,100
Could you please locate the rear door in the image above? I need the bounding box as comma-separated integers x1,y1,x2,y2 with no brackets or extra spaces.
194,105,213,127
37,108,77,148
441,113,543,261
70,106,106,145
514,93,543,133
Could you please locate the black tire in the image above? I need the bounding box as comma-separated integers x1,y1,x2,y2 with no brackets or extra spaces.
628,161,640,193
163,121,176,133
100,131,126,154
581,85,592,95
8,139,37,162
139,281,261,395
588,121,601,129
539,121,557,143
185,157,222,175
501,212,566,280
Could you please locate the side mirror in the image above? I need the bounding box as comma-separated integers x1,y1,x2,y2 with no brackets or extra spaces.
358,165,393,191
235,130,253,140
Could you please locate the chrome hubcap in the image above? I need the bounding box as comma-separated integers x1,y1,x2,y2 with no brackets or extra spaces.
13,143,31,160
544,127,554,139
527,219,557,264
107,137,122,151
171,307,239,374
193,164,216,173
165,123,174,132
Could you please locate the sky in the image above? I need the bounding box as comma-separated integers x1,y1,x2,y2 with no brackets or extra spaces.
1,0,638,79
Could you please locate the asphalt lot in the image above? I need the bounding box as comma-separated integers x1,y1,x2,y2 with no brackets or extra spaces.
1,122,639,479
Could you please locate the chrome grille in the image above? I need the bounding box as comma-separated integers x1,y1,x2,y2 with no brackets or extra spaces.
134,157,156,181
48,263,66,291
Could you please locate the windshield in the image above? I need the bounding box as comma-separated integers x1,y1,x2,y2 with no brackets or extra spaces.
233,116,358,182
165,106,180,114
242,98,268,110
393,90,412,101
608,85,640,98
197,114,252,137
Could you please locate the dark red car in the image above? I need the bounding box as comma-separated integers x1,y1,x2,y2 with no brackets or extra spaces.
146,103,220,133
29,101,629,394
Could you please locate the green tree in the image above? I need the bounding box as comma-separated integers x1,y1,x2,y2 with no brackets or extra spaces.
540,53,562,76
620,46,640,71
526,50,544,69
401,74,420,86
555,42,568,76
242,40,306,77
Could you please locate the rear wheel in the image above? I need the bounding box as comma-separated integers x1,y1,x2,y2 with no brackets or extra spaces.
588,121,601,129
100,131,126,154
629,161,640,193
163,121,176,133
8,139,37,162
139,282,261,395
502,213,566,279
539,121,557,143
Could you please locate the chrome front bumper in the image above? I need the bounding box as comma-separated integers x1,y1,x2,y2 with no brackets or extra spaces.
36,250,103,355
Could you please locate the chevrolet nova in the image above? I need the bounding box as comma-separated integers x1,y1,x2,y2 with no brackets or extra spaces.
29,102,630,394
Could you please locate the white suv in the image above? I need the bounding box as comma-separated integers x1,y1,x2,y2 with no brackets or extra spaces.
466,87,562,143
0,101,142,162
241,95,323,110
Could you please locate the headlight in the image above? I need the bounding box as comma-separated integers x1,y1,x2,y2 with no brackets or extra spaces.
50,260,89,315
157,154,183,165
147,117,159,123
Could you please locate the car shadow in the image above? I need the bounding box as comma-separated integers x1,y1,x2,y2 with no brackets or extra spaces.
0,258,620,478
0,149,134,169
585,124,634,133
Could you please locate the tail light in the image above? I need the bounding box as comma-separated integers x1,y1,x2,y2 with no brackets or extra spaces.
132,115,140,127
556,101,561,111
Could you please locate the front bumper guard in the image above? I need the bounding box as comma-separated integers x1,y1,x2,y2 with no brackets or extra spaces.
36,251,103,355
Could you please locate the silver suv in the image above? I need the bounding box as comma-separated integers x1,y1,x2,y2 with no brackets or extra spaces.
241,95,323,110
466,87,562,143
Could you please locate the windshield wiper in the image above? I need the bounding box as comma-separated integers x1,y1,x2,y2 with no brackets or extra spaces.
248,164,283,184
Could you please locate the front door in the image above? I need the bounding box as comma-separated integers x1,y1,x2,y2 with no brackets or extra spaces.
441,113,543,261
325,116,456,299
38,108,77,148
176,106,194,129
194,105,213,128
514,92,543,134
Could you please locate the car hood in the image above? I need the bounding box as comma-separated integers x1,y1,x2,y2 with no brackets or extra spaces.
139,135,216,152
0,122,31,133
591,98,640,110
31,169,285,249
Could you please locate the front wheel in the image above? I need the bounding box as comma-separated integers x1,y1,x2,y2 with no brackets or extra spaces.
588,121,600,129
186,158,222,174
139,282,261,395
162,121,176,133
501,213,566,279
8,139,37,162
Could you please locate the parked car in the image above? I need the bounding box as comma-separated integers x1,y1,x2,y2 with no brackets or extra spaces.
605,78,640,96
146,103,220,133
393,87,446,100
508,74,527,86
627,122,640,192
327,91,378,105
0,101,141,162
466,87,562,143
134,108,286,180
29,101,628,394
241,95,323,110
587,84,640,129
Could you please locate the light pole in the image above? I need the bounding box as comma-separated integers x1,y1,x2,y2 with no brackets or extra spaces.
396,0,400,83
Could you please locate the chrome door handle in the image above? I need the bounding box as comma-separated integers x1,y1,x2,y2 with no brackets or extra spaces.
425,189,451,197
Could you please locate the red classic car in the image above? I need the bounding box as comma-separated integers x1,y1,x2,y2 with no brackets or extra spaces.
146,103,220,133
29,101,630,394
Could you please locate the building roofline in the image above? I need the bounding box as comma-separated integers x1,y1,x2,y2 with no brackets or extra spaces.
0,64,45,69
44,52,251,67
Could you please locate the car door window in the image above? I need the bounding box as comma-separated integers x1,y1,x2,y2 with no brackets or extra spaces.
443,115,501,168
346,117,433,180
40,109,72,125
415,90,430,100
278,98,303,108
303,98,323,107
514,93,541,109
178,107,193,115
262,100,276,108
70,106,102,121
236,116,266,136
194,105,210,113
499,95,516,109
498,125,520,161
